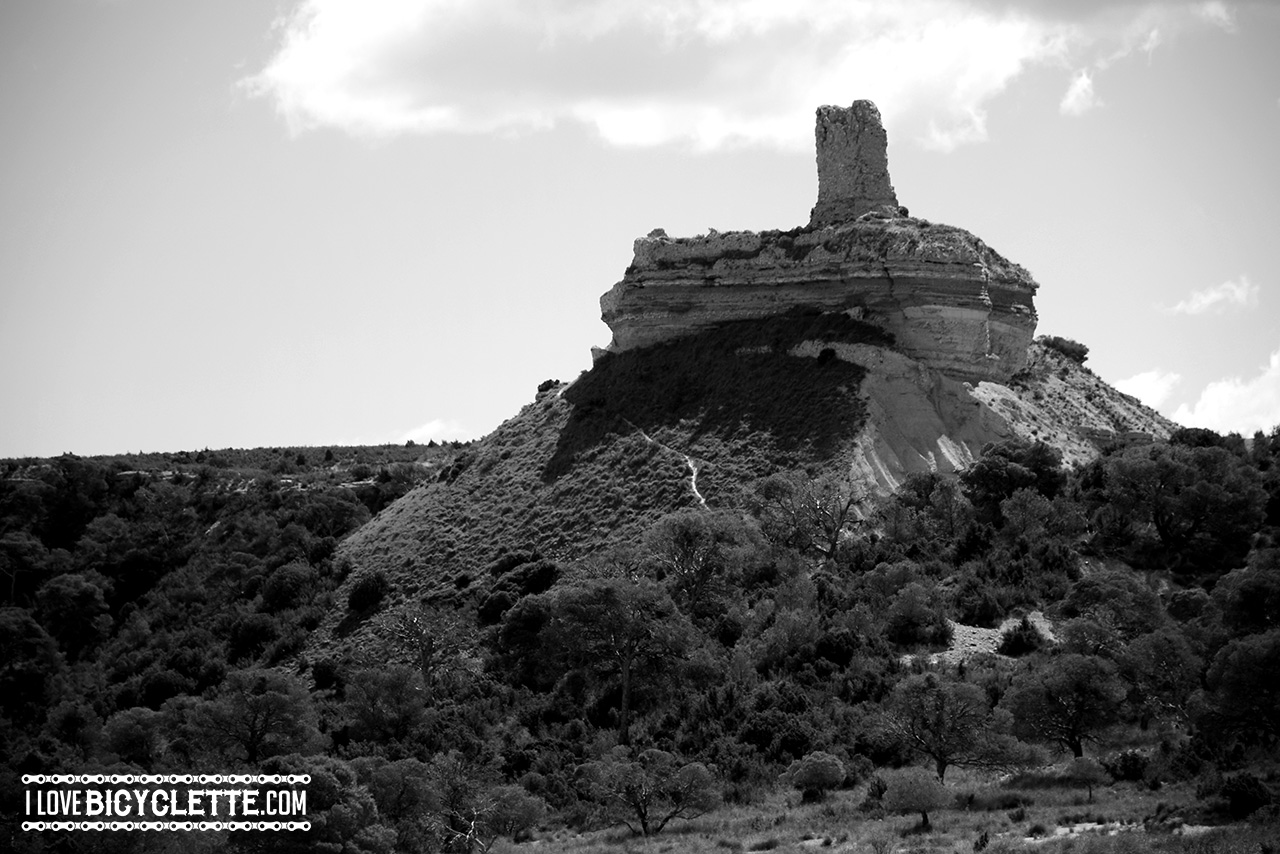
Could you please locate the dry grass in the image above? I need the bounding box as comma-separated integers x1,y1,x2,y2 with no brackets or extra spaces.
488,769,1277,854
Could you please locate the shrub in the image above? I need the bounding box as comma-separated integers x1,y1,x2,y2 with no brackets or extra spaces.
997,617,1044,657
861,775,889,814
845,754,875,786
1102,750,1149,783
784,751,846,803
885,583,953,648
1221,772,1273,819
348,570,390,614
1038,336,1089,364
966,791,1034,811
882,767,950,831
1065,758,1109,803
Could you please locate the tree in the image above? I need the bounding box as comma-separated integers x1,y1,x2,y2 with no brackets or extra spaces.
782,751,845,802
344,665,430,747
187,667,323,764
642,510,750,618
1061,570,1165,644
1200,629,1280,746
961,440,1065,527
882,767,950,831
231,753,394,854
1065,757,1109,803
880,673,1002,782
546,578,692,745
102,706,165,768
578,747,718,836
378,603,471,694
0,606,64,726
884,583,952,648
1119,628,1202,726
999,654,1126,758
1038,335,1089,364
421,752,544,853
1085,443,1266,578
1212,550,1280,638
753,471,865,563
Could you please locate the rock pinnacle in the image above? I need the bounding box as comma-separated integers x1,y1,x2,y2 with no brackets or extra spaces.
808,100,900,227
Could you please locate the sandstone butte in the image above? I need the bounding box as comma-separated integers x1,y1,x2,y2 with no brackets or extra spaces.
599,99,1038,385
323,101,1177,656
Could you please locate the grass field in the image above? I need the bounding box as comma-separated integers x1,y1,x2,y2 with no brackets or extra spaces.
489,766,1278,854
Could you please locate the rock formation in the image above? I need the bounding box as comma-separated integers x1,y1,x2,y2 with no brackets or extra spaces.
810,100,900,226
599,100,1039,384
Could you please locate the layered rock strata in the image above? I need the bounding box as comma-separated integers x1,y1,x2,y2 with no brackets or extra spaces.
599,100,1039,384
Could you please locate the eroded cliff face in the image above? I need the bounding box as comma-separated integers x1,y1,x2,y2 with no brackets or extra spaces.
599,100,1039,384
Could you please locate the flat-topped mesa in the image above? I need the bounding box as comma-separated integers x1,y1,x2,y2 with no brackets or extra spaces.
598,100,1040,384
810,100,901,226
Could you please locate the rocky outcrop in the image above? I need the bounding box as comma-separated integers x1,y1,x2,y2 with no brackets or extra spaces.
810,100,900,226
599,101,1039,384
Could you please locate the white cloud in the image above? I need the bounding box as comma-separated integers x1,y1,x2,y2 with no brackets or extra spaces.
1141,27,1161,62
1195,1,1237,33
243,0,1236,152
1060,69,1101,116
400,418,473,444
1165,276,1259,315
1173,349,1280,436
1115,369,1182,408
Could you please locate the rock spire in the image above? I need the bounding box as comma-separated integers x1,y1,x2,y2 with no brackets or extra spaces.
809,100,900,227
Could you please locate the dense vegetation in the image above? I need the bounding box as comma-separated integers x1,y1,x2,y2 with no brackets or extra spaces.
4,418,1280,852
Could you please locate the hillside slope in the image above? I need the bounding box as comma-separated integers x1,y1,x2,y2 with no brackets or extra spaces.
319,329,1175,656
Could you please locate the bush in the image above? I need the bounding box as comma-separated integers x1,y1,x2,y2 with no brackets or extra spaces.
1102,750,1149,783
348,570,390,614
963,790,1034,811
860,775,889,813
844,754,875,786
1065,758,1109,803
885,583,953,648
882,767,950,831
1221,773,1273,819
1038,336,1089,364
784,751,845,803
997,616,1044,657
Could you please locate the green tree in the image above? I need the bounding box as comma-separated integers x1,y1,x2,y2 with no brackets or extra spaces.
232,753,395,854
0,606,64,726
1061,570,1165,645
578,747,717,836
1212,550,1280,638
1119,628,1202,725
1200,629,1280,746
753,471,865,563
187,667,323,764
961,440,1066,527
999,654,1126,758
1065,757,1109,803
1085,443,1266,578
642,510,751,619
782,751,845,802
102,706,165,768
377,604,470,695
546,578,692,745
879,673,1020,782
882,766,950,831
344,665,430,748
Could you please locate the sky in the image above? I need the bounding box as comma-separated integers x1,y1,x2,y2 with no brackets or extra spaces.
1,0,1278,458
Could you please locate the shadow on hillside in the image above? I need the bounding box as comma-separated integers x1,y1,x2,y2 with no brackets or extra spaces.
544,311,892,483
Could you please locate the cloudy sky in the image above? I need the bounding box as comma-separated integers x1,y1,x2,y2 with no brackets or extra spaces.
2,0,1277,457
